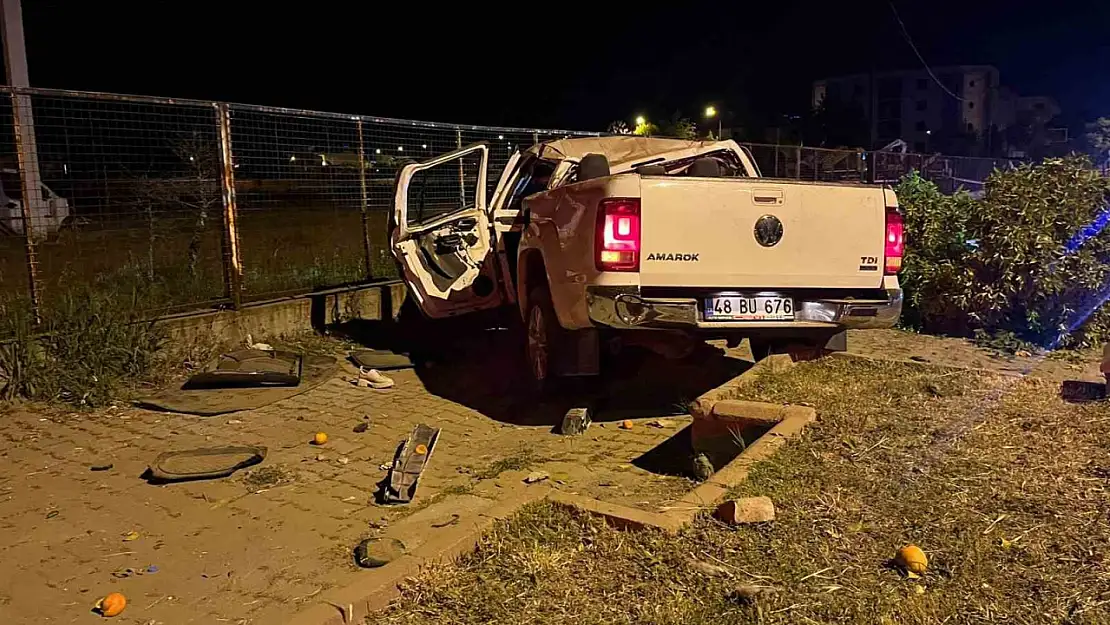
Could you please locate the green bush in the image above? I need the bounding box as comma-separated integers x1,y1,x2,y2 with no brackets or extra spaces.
896,155,1110,348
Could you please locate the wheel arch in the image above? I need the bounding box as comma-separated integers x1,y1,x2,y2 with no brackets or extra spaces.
517,248,549,319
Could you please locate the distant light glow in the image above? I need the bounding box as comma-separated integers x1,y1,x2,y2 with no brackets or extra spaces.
375,148,381,154
635,115,646,126
289,155,296,162
704,105,717,118
422,144,427,149
397,146,403,151
498,135,504,140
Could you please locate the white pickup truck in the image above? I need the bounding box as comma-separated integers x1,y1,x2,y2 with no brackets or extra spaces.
391,136,903,391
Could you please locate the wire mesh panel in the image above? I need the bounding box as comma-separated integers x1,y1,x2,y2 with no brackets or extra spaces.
229,106,372,300
0,95,30,304
0,89,229,315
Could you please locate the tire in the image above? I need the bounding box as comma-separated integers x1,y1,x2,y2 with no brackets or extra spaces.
523,285,562,395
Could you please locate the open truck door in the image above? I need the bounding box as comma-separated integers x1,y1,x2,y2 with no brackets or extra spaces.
391,143,506,319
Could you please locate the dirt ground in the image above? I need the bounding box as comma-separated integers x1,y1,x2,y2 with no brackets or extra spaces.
0,325,1104,624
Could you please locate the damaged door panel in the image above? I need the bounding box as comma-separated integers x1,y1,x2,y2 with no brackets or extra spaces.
391,143,507,318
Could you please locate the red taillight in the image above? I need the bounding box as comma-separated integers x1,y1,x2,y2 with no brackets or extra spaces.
595,198,641,272
884,209,904,274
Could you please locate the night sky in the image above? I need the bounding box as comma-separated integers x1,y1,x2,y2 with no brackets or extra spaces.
20,1,1110,133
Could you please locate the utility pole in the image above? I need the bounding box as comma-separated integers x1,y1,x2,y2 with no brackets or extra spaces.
1,0,47,239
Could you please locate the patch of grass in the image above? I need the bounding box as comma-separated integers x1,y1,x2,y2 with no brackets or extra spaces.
0,285,174,405
474,449,545,481
372,358,1110,624
242,465,294,491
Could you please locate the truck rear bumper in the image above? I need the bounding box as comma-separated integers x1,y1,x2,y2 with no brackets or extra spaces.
585,286,902,331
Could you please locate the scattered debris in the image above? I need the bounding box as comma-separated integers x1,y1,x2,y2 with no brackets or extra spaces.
145,446,267,483
227,419,243,425
94,592,127,617
896,544,928,575
338,457,349,465
728,584,779,605
686,557,732,577
431,514,460,528
382,424,440,504
692,453,715,482
353,422,369,434
145,565,159,574
90,463,114,472
914,584,926,595
313,432,328,446
122,531,141,542
558,407,592,435
136,353,338,416
1015,349,1031,358
714,497,776,525
524,471,550,484
353,537,406,568
648,419,674,428
1060,380,1106,403
353,367,395,389
378,464,390,471
182,349,303,389
349,349,413,371
111,567,142,578
909,355,930,363
619,419,634,430
45,510,59,519
315,454,328,462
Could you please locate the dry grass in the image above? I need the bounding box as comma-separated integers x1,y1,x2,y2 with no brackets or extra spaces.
371,357,1110,624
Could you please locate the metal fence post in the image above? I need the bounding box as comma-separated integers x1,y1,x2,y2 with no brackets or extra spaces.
456,128,465,206
10,90,41,323
355,117,373,280
532,131,538,146
214,102,243,309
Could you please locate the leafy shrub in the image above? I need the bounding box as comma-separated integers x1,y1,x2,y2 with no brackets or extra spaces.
897,155,1110,348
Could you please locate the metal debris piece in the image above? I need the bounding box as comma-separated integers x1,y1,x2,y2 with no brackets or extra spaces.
382,424,440,504
524,471,550,484
354,537,406,568
182,350,302,389
558,407,591,435
146,446,267,482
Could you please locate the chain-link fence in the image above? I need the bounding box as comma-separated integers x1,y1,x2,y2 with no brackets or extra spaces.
0,87,595,321
740,141,1020,193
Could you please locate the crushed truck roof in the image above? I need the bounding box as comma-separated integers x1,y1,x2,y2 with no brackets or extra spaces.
527,136,725,168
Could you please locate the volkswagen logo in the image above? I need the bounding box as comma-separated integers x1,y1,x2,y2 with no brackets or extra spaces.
754,215,784,247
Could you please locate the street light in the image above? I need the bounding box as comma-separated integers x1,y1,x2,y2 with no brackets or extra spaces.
704,105,721,139
635,115,646,126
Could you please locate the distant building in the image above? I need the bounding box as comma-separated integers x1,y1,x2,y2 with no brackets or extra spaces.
812,65,1065,157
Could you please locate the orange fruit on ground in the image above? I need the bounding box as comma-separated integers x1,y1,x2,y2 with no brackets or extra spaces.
896,544,928,575
96,592,127,617
620,419,634,429
414,444,428,455
313,432,328,446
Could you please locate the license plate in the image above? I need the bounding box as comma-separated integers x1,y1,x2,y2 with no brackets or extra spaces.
704,295,795,321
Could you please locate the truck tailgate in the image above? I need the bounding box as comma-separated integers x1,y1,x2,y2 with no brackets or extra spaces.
638,178,886,289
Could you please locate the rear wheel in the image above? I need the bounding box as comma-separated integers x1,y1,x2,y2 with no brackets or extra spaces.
524,286,562,394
